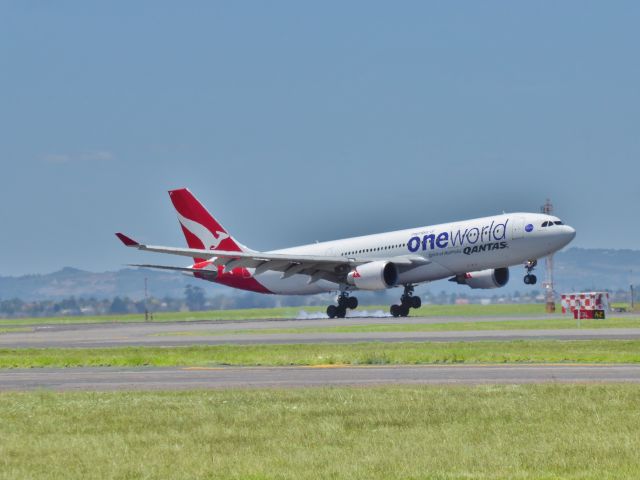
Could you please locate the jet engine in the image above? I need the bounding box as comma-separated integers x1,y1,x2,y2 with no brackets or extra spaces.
346,261,399,290
449,267,509,289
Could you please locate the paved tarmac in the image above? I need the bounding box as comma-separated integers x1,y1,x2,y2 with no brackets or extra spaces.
1,364,639,391
1,315,640,348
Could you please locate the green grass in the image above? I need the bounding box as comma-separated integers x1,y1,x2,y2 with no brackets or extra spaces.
0,327,32,334
0,303,554,326
1,385,639,479
2,340,640,368
0,306,325,326
161,317,640,337
165,316,640,336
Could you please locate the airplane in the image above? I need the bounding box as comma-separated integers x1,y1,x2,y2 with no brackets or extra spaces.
116,188,576,318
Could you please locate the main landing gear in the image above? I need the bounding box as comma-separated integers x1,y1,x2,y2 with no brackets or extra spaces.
326,292,358,319
390,284,422,317
524,259,538,285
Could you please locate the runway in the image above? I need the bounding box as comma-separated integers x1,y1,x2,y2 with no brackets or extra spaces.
1,315,639,348
3,315,639,391
1,364,639,391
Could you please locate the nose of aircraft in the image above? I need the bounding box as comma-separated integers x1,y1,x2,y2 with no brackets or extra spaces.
562,225,576,244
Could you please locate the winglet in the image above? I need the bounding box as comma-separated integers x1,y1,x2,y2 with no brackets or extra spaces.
115,232,140,247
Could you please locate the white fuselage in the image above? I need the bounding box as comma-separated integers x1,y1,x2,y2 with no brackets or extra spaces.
250,212,575,294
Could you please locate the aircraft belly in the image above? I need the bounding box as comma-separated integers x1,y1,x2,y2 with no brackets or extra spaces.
397,261,454,284
254,270,337,295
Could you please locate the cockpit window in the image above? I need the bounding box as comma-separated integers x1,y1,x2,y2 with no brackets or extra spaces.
541,221,549,227
554,221,563,225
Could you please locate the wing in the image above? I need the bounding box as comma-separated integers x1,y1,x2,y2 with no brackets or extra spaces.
116,233,429,284
127,263,219,279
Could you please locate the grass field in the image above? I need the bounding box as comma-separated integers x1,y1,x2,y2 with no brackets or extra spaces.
0,327,31,334
1,385,639,479
2,339,640,368
0,303,556,326
162,315,640,337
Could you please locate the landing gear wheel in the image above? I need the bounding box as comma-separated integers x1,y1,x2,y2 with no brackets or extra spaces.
328,292,357,319
411,296,421,309
523,260,538,286
336,293,358,311
392,285,420,317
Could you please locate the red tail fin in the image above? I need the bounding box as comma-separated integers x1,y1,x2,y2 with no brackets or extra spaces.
168,188,247,262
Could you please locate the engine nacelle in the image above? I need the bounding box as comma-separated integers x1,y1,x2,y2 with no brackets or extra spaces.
346,261,399,291
450,267,509,289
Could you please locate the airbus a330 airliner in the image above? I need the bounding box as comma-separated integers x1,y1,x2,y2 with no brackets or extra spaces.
116,188,576,318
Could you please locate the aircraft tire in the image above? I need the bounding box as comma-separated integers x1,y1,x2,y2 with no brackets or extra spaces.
327,305,337,318
390,304,401,317
411,296,421,309
348,296,358,309
336,306,347,318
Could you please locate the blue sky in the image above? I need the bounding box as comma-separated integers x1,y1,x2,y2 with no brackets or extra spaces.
1,1,639,275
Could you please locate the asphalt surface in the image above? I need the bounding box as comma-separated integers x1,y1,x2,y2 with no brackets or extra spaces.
1,314,639,348
2,315,639,391
1,364,639,391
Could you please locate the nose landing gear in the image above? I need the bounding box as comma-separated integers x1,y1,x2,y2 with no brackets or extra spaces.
524,260,538,285
390,284,422,317
326,292,358,319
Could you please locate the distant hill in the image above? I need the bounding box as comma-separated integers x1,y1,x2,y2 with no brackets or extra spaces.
553,248,639,293
1,248,638,301
0,267,225,301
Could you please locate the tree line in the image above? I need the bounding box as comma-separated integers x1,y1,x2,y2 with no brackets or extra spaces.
0,285,635,318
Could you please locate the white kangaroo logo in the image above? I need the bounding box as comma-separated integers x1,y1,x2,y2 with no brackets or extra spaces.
177,212,230,250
